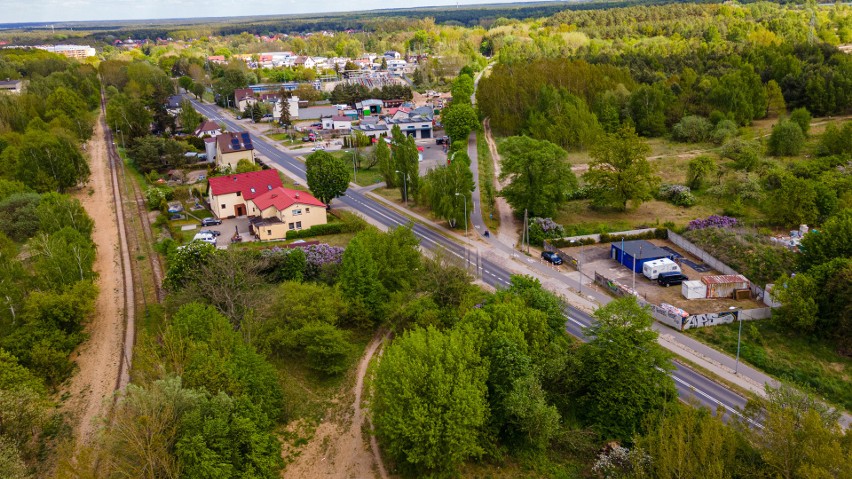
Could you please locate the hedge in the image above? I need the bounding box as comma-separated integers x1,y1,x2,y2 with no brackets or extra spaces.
286,218,366,239
549,228,668,248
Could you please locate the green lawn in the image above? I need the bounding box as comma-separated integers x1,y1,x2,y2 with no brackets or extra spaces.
324,149,385,187
687,320,852,412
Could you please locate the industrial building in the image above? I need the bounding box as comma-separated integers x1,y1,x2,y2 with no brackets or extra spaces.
610,240,677,273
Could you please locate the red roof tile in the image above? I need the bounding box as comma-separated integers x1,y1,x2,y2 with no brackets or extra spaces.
196,120,220,134
208,169,283,200
252,187,325,211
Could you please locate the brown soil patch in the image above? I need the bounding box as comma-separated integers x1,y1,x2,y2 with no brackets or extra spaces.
62,111,124,448
282,332,389,479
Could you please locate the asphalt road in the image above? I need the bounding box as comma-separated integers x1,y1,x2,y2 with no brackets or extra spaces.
192,98,759,427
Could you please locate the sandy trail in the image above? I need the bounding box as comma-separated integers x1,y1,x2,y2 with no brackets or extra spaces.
283,332,389,479
483,118,520,246
62,111,124,448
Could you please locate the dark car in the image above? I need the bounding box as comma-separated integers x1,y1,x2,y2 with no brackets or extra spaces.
201,217,222,226
200,229,221,237
541,251,563,265
657,272,689,287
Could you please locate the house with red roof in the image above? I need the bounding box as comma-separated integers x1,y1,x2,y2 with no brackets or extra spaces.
207,169,281,219
248,187,327,240
234,88,257,111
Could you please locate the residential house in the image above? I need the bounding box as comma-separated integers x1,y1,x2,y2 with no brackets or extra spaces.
384,50,401,60
195,120,222,138
293,56,316,69
386,114,433,139
386,59,408,76
272,95,300,122
332,115,353,132
207,169,283,219
234,88,257,111
215,132,255,171
248,187,327,241
204,137,217,164
0,79,23,94
165,95,183,111
321,115,334,130
207,55,227,64
388,107,412,120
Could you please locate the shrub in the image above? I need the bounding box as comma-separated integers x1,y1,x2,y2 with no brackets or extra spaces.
789,107,812,137
144,187,173,211
720,138,761,170
657,184,696,207
768,120,805,157
710,119,739,145
528,217,565,246
672,115,712,143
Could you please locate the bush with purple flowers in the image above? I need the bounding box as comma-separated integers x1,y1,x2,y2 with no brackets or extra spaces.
686,215,739,231
262,243,345,282
658,184,696,207
529,217,566,246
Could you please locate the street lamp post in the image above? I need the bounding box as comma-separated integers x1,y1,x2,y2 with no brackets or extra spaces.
455,192,468,245
348,150,357,183
732,306,743,374
395,170,407,205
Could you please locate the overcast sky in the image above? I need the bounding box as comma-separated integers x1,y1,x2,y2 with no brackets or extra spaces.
2,0,539,24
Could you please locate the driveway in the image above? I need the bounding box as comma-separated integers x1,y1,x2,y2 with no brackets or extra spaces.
417,138,447,175
199,216,254,246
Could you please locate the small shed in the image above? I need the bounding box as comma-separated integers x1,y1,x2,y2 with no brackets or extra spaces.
701,274,750,299
681,280,707,300
610,240,675,273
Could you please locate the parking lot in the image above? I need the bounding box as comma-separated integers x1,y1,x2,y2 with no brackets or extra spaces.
560,240,764,314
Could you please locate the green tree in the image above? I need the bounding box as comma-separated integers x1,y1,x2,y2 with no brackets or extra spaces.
235,158,261,173
790,107,812,137
766,79,787,117
584,125,657,211
36,192,93,238
442,103,479,144
766,175,818,227
450,74,475,104
391,127,420,202
289,322,352,375
375,136,395,188
638,404,741,479
525,86,602,151
373,326,489,475
178,99,202,134
628,83,672,137
0,193,41,242
498,136,577,217
105,93,153,141
799,210,852,270
573,296,676,440
12,129,89,192
422,158,474,228
686,155,717,190
768,120,805,156
164,240,217,291
672,115,712,143
357,226,422,293
29,228,95,291
305,150,349,205
338,235,385,319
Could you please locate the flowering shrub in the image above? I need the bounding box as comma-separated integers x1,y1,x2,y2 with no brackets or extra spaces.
686,215,739,230
262,243,345,281
529,217,566,246
591,445,650,478
658,184,696,207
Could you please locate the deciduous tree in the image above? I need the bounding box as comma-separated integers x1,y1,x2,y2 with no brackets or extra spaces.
584,125,656,211
306,150,349,205
498,136,576,217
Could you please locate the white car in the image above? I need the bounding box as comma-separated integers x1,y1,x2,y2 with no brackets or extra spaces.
311,146,326,151
192,232,217,245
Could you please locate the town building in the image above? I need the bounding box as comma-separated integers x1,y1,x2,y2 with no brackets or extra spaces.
207,169,282,219
215,132,255,171
248,187,327,240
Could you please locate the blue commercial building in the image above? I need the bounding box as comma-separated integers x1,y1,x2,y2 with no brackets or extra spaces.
610,240,675,273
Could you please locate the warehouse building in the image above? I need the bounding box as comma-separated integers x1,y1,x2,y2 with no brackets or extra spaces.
610,240,677,273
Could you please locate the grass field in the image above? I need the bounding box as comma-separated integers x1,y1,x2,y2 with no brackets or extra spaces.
687,320,852,412
477,131,500,231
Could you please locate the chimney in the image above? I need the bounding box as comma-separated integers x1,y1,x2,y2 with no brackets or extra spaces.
295,192,300,199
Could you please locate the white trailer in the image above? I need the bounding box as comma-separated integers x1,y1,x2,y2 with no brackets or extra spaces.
642,258,681,280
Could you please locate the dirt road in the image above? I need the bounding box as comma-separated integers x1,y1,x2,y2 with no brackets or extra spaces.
283,332,389,479
483,118,519,246
62,111,125,448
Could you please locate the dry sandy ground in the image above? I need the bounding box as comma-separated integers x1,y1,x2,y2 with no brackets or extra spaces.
62,112,124,448
283,333,389,479
484,118,520,246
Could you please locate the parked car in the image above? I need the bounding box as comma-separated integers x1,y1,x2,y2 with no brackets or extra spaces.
200,229,221,237
310,122,322,127
657,272,689,287
201,217,222,226
192,232,217,245
541,251,563,265
311,145,325,151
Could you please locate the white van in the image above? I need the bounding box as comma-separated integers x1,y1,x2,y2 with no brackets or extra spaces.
192,232,217,245
642,258,681,280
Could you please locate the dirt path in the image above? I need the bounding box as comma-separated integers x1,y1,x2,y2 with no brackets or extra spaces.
62,111,125,447
283,332,390,479
483,119,519,246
